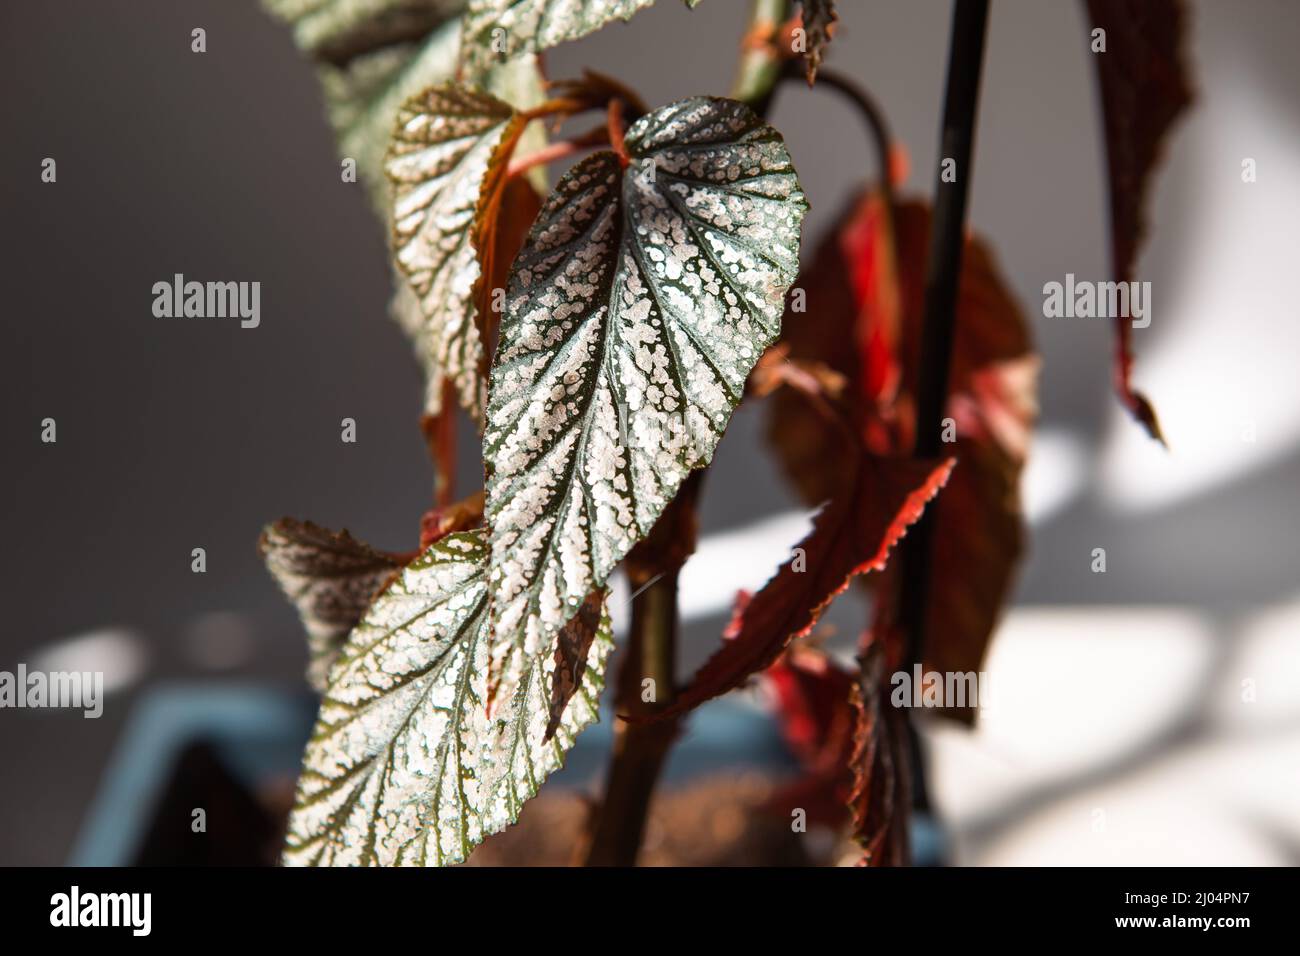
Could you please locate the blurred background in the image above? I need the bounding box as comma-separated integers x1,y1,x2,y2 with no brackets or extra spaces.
2,0,1297,865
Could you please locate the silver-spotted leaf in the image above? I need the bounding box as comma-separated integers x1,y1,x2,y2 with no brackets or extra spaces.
483,95,807,706
283,529,612,866
264,0,548,418
386,86,528,423
264,1,547,214
321,22,464,206
264,1,465,206
259,519,408,693
325,33,548,217
461,0,659,72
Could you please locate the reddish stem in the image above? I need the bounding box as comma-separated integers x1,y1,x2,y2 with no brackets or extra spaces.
506,126,608,181
607,99,629,168
519,96,597,121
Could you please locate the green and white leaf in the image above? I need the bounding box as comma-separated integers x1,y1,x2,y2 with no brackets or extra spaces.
283,529,613,866
263,0,546,417
461,0,661,72
386,86,523,424
319,20,464,207
264,1,465,207
482,96,806,703
263,0,546,213
259,518,406,693
263,0,465,60
323,37,546,215
327,32,551,217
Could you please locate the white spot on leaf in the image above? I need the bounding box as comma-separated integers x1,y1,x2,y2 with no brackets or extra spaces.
482,96,807,706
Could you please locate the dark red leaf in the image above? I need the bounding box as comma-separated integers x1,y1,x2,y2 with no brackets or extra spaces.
1084,0,1194,443
659,453,954,720
765,193,877,507
546,589,606,741
887,203,1033,410
765,644,856,768
849,638,911,866
762,645,858,828
871,203,1036,722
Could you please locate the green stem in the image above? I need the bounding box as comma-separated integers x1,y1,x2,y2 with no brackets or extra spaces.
731,0,792,107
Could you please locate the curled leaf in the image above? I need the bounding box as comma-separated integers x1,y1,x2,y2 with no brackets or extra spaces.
283,530,613,866
258,519,410,692
387,85,536,422
849,639,911,866
483,96,807,709
749,344,848,423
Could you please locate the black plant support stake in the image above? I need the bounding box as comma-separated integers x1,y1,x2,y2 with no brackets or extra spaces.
894,0,991,823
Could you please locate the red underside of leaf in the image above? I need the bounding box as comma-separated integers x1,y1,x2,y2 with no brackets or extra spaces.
768,193,1035,723
1086,0,1193,445
762,646,859,828
849,640,911,865
655,455,955,720
418,490,485,550
420,381,460,508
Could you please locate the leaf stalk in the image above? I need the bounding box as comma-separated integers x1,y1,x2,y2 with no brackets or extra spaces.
579,472,703,865
731,0,794,108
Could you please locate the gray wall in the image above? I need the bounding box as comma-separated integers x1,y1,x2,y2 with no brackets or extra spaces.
2,1,1297,863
